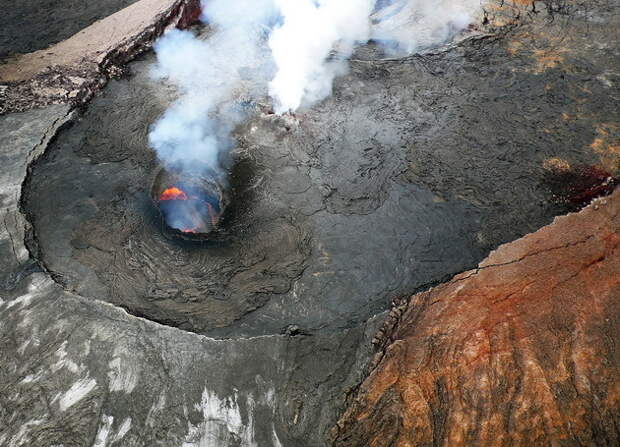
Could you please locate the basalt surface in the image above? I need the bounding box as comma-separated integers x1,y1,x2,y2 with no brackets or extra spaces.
23,0,619,338
1,0,619,445
0,0,141,57
1,104,384,447
332,189,620,447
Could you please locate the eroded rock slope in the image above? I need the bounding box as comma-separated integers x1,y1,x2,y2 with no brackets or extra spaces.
333,189,620,446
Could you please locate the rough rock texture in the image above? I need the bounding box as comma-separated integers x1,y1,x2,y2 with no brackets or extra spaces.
21,49,485,338
21,0,620,338
0,0,200,114
0,105,73,287
0,273,382,447
1,0,619,445
332,189,620,447
0,0,142,58
0,106,384,447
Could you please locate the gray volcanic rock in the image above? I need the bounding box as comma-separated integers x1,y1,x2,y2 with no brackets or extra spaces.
22,52,486,338
1,0,619,446
0,104,72,286
22,0,620,339
0,273,382,446
0,0,141,57
1,109,381,446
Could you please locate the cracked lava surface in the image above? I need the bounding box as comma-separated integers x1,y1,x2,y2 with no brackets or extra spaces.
1,0,619,445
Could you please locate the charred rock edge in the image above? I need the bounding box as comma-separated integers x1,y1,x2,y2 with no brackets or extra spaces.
0,0,201,115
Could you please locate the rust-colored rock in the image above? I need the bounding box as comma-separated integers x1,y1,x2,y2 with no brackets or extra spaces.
333,189,620,447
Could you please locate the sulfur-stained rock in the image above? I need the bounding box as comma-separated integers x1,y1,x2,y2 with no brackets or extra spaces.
332,189,620,447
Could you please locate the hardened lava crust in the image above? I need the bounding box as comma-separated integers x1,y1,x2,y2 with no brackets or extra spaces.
22,0,619,338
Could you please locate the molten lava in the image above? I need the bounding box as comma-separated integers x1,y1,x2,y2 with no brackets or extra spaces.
160,186,189,201
156,179,224,236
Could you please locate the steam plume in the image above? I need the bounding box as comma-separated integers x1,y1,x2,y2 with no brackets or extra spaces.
149,0,277,173
268,0,375,114
371,0,477,55
149,0,480,173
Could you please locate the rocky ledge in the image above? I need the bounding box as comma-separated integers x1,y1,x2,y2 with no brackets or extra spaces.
332,188,620,446
0,0,200,114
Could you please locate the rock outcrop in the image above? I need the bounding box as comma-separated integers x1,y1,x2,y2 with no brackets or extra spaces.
332,189,620,446
0,0,200,114
0,0,143,58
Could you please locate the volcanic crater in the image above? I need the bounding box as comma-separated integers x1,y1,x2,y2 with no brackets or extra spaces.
21,10,613,338
2,0,619,445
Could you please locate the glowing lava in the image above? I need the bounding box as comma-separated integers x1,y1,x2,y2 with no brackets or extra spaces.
153,169,228,237
160,186,189,201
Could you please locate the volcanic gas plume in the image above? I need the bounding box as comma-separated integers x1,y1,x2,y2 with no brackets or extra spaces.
148,0,480,234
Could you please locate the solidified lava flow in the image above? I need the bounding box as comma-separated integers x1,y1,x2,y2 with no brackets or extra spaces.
20,0,620,341
4,0,620,444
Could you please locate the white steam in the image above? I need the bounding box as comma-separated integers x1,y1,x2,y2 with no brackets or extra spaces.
149,0,481,172
371,0,478,55
149,0,277,172
268,0,375,114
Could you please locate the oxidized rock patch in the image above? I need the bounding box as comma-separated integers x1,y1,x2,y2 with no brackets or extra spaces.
332,189,620,447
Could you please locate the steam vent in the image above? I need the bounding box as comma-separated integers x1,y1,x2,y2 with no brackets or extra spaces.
1,0,619,445
152,167,228,237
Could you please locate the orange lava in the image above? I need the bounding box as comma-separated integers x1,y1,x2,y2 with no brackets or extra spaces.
159,186,189,201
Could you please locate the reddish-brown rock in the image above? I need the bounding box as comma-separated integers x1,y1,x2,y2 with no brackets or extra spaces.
333,189,620,447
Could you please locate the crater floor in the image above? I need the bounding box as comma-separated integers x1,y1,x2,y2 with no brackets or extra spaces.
24,17,613,337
